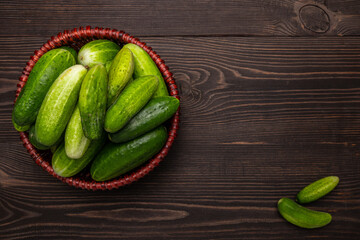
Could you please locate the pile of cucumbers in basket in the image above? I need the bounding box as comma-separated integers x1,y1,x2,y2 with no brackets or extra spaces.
12,40,179,181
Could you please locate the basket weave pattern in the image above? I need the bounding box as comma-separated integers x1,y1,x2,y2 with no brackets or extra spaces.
15,26,180,190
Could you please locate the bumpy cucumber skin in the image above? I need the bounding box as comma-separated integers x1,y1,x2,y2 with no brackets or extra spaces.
78,40,120,68
12,115,30,132
109,96,179,143
78,64,107,139
52,133,106,178
65,106,91,159
105,60,112,72
104,75,159,133
91,126,167,181
35,65,87,146
123,43,168,98
60,46,78,62
297,176,339,204
13,48,76,126
29,125,50,150
107,47,134,108
278,198,332,229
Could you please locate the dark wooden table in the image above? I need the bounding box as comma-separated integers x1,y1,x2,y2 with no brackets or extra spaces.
1,1,360,239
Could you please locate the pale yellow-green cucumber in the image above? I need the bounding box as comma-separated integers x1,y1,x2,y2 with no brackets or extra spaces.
52,133,106,178
107,47,134,107
78,40,120,68
65,106,91,159
123,43,168,97
35,65,87,146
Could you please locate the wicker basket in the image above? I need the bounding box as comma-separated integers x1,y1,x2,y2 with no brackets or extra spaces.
15,26,180,190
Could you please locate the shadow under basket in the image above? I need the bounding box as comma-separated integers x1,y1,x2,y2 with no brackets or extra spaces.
15,26,180,191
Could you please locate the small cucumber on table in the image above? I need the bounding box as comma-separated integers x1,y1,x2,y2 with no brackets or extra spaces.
65,106,91,159
104,75,159,133
78,64,107,139
78,40,120,68
109,96,179,143
52,133,106,178
107,47,134,108
35,65,87,146
297,176,339,204
278,198,332,229
90,126,167,181
12,48,76,126
123,43,168,98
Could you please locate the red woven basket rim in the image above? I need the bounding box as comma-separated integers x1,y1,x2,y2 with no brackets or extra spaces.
15,26,180,191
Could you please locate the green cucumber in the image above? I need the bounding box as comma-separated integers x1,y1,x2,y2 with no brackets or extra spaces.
29,124,63,150
123,43,168,97
29,125,50,150
60,46,77,61
104,75,159,133
65,106,91,159
297,176,339,204
90,126,167,181
52,133,106,178
78,40,120,68
278,198,332,229
107,47,134,107
109,96,179,143
12,48,76,126
35,65,87,146
78,64,107,139
12,115,30,132
105,60,112,72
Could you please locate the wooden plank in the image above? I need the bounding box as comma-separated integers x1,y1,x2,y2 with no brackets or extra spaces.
0,142,359,240
0,0,360,37
1,36,360,239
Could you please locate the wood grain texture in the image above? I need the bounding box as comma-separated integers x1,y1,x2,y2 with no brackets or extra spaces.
1,0,360,239
0,0,360,37
1,35,360,239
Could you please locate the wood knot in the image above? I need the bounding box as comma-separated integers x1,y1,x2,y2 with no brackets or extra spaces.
299,4,330,33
